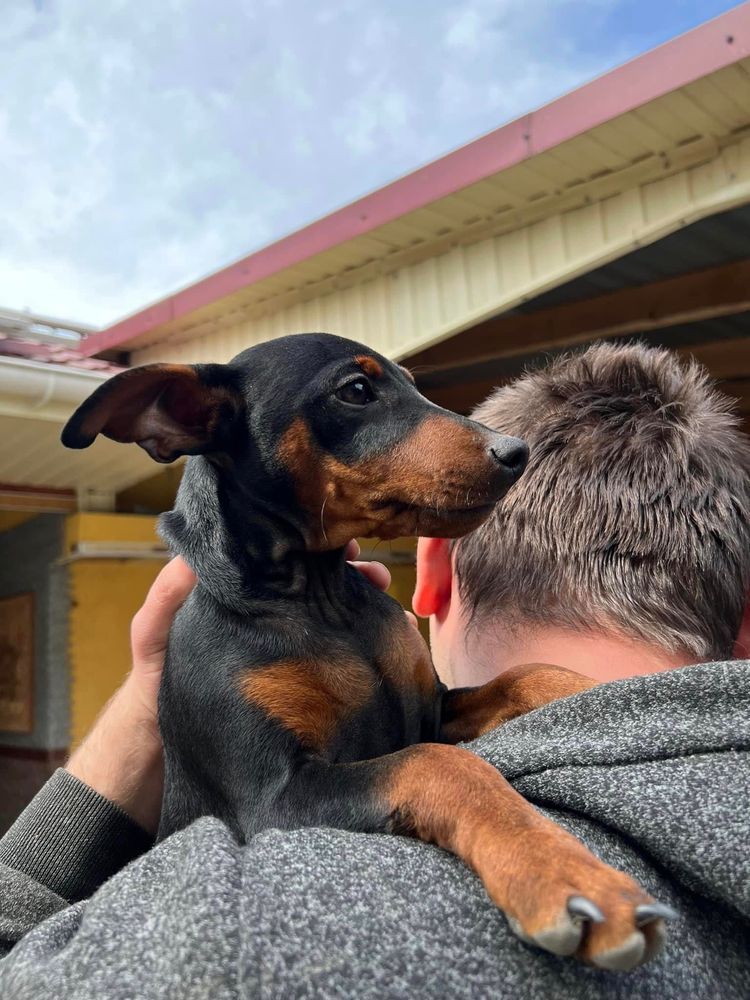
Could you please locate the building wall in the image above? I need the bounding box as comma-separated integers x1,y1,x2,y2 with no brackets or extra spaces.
0,515,69,751
64,513,164,747
0,514,69,834
68,559,163,746
1,512,166,833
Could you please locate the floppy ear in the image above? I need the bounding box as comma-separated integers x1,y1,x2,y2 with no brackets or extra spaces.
61,363,244,463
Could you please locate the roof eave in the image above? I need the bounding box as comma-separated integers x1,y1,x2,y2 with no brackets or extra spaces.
79,3,750,358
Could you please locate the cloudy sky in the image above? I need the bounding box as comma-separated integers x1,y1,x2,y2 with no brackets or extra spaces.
0,0,739,327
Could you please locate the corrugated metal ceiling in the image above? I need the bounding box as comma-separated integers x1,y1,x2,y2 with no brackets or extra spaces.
514,202,750,311
0,416,159,494
413,201,750,394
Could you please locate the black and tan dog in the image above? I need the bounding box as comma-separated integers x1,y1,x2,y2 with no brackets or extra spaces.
63,333,673,970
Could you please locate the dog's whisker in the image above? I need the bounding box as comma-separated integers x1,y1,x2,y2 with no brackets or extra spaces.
320,494,329,545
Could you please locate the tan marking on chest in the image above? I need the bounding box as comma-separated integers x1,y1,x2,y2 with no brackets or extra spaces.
239,658,375,750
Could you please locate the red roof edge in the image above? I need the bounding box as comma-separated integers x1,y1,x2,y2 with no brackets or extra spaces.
81,4,750,358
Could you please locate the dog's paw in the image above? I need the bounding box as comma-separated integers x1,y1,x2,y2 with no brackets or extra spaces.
481,829,677,969
507,893,676,970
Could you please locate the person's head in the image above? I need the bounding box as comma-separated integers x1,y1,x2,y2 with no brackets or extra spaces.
413,341,750,686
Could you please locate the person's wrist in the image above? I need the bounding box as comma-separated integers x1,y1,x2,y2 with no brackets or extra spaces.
66,677,164,834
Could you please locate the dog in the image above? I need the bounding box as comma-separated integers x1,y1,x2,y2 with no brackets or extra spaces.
62,332,673,970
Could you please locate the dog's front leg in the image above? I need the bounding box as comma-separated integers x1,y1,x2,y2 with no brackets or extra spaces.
266,743,668,970
440,663,596,743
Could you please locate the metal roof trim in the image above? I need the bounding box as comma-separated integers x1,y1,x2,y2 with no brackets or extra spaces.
80,4,750,358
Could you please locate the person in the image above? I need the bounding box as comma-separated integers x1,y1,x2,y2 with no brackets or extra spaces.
1,341,749,999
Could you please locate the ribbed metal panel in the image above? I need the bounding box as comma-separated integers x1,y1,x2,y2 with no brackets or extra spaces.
133,132,750,368
514,203,750,311
0,416,157,492
122,59,750,359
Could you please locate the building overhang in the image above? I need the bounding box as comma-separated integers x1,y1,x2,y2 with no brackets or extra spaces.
0,357,157,498
73,5,750,363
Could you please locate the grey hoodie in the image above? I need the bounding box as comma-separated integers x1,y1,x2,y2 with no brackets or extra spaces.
1,660,749,999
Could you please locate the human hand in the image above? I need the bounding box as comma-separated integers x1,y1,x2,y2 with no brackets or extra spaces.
345,539,419,630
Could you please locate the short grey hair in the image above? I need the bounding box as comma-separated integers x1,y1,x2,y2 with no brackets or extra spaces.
454,341,750,660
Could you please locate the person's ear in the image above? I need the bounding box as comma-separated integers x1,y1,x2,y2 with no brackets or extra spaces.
61,363,244,464
413,537,453,620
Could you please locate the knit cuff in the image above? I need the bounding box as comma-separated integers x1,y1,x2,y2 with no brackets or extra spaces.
0,768,154,902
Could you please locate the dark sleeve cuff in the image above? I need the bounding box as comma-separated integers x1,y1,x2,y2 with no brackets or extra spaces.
0,768,154,903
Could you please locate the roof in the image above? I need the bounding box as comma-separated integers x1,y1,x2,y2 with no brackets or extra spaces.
0,354,154,495
0,306,120,376
0,336,122,375
79,3,750,359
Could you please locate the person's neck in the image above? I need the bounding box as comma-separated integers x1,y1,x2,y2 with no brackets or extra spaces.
452,623,693,687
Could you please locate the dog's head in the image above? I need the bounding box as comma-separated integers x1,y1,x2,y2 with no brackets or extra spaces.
62,333,527,549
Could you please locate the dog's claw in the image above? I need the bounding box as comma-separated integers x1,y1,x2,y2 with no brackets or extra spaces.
635,902,678,927
567,895,605,926
510,897,673,965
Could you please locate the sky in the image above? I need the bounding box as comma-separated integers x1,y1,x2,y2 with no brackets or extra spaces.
0,0,741,328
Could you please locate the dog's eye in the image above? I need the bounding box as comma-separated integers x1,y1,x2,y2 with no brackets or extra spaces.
335,379,376,406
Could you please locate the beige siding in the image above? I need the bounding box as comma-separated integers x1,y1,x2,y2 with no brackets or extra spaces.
120,62,750,358
133,135,750,368
0,415,156,493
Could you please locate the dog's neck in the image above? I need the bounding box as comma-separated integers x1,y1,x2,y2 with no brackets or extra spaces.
159,456,352,613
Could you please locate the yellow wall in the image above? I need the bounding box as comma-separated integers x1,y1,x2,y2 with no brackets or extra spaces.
68,559,164,746
65,512,163,552
66,513,164,747
0,511,36,533
116,464,184,514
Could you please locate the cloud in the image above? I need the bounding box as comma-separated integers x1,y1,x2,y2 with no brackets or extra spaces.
444,8,484,50
0,0,737,326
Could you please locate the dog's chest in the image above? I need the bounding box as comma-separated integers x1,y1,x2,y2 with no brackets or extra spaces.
237,611,439,759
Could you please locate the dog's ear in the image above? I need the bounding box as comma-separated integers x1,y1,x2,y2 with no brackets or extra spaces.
61,363,244,463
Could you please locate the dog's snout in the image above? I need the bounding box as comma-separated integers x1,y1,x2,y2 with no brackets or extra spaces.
489,436,529,482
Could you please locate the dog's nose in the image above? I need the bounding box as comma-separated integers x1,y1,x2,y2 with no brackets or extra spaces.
489,435,529,483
